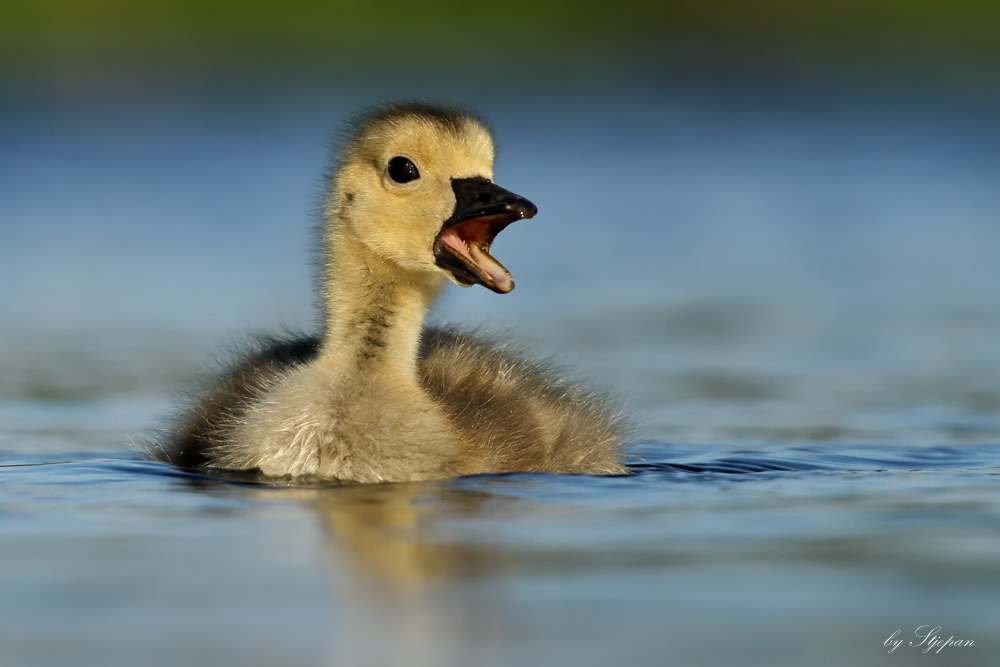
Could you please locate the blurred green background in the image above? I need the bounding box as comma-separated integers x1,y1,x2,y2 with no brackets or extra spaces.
3,0,1000,80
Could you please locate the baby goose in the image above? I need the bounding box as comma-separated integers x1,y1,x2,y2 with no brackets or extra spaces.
161,103,626,482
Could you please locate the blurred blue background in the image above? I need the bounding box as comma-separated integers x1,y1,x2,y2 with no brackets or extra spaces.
2,2,999,666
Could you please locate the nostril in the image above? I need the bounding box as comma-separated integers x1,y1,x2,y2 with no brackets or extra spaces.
475,191,492,204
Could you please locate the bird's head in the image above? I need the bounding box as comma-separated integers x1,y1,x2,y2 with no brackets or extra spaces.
328,103,536,294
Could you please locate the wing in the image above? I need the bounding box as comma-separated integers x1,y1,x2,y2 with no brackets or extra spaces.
418,326,627,474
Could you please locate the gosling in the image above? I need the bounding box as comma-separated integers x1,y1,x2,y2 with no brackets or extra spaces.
160,103,626,483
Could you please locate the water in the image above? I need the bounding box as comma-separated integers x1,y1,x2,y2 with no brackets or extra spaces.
2,69,999,665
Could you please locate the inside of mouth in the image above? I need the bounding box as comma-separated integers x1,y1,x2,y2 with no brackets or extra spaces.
438,216,514,291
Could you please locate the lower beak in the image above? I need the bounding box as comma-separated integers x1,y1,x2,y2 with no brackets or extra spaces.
433,177,537,293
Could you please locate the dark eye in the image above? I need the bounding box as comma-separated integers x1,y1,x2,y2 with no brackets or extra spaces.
387,156,420,184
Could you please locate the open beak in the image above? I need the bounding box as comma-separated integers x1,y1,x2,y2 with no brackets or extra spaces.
433,177,537,293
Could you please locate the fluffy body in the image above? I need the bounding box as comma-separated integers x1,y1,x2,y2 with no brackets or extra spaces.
158,103,626,482
166,329,624,482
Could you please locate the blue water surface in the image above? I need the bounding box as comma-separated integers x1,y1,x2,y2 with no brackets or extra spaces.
2,68,999,666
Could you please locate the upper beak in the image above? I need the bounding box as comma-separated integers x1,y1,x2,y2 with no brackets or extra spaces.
444,177,537,228
433,177,537,293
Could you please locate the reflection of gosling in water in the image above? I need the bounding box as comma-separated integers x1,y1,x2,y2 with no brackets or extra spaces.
160,103,626,482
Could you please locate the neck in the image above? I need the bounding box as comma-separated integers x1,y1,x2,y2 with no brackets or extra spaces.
319,222,444,382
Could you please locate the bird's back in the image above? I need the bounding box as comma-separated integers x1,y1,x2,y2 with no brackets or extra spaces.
163,335,321,469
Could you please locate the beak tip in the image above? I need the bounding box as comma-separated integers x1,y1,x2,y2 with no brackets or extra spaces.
514,200,538,219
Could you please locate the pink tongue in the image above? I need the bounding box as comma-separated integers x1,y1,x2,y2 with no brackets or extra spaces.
469,243,513,292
